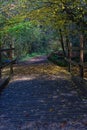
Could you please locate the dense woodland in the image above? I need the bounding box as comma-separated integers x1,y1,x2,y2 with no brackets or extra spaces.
0,0,87,59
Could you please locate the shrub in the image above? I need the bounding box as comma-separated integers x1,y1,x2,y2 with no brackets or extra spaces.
48,51,67,67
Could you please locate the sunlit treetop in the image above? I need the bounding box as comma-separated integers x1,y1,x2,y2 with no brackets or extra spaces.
0,0,87,33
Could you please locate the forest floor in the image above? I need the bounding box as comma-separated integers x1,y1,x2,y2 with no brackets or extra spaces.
0,56,87,130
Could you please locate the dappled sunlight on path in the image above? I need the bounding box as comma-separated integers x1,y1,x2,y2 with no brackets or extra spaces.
13,61,70,81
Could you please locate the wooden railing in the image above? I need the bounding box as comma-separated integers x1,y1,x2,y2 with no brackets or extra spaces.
65,35,87,79
0,44,16,79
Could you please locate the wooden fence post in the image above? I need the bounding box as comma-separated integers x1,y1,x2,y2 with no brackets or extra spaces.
0,45,1,78
68,42,72,72
79,34,84,78
9,44,13,75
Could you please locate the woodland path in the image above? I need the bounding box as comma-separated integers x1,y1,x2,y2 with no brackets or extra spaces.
0,56,87,130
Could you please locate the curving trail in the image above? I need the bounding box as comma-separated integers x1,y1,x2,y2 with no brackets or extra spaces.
0,56,87,130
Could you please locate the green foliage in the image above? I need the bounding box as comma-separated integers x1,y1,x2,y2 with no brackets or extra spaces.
48,52,67,67
0,0,87,33
6,22,41,57
3,21,57,58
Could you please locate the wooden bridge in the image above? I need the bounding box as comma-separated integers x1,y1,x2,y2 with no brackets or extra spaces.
0,56,87,129
0,44,87,129
0,38,87,130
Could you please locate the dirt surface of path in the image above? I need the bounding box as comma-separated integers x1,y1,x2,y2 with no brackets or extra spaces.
18,56,48,65
0,56,87,130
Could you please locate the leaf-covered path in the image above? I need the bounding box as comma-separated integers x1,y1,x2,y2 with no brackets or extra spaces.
0,56,87,130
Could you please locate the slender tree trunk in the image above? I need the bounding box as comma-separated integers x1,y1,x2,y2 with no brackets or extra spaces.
0,45,1,78
65,35,69,57
59,29,66,57
79,34,84,78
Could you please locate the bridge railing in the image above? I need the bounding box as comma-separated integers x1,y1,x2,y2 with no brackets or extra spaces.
65,35,87,79
0,44,16,79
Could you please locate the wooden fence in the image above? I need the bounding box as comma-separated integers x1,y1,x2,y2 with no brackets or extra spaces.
65,34,87,79
0,44,16,79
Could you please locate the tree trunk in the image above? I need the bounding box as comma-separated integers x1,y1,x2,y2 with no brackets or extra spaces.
79,34,84,78
59,29,66,57
0,45,1,78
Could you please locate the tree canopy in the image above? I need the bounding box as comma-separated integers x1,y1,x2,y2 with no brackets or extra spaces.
0,0,87,56
0,0,87,30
